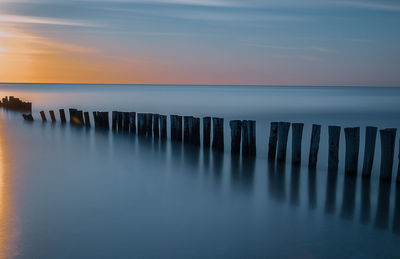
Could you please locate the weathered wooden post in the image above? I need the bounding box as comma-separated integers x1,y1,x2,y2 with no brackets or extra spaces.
308,124,321,169
160,115,167,139
203,117,211,148
40,111,47,122
49,110,56,122
344,127,360,176
112,111,117,131
249,120,256,157
268,122,279,160
146,113,153,137
291,123,304,165
176,115,182,141
380,128,397,181
153,114,160,138
123,112,130,132
362,126,378,177
59,109,66,123
129,112,136,134
212,118,224,152
230,120,242,155
69,108,76,124
192,117,200,146
328,126,341,172
184,116,192,144
117,112,123,131
170,115,176,140
92,112,99,128
138,113,146,136
242,120,249,156
84,112,91,128
277,122,290,162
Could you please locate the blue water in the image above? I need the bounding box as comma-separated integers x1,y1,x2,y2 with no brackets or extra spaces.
0,84,399,258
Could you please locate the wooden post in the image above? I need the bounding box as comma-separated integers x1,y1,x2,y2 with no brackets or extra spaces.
92,112,99,128
328,126,341,172
291,123,304,165
212,118,224,152
123,112,130,132
146,113,153,137
344,127,360,176
362,126,378,177
248,120,256,157
277,122,290,162
193,117,200,146
117,112,123,132
176,115,182,141
102,112,109,130
129,112,136,134
59,109,66,123
69,108,76,124
242,120,249,156
380,128,397,181
308,124,321,169
138,113,146,136
49,110,56,122
84,112,91,128
153,114,160,138
112,111,117,131
268,122,279,160
184,116,192,144
40,111,47,122
160,115,167,139
170,115,176,140
397,139,400,183
230,120,242,155
203,117,211,148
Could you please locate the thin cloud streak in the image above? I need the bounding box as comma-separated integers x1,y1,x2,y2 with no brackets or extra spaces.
0,14,98,27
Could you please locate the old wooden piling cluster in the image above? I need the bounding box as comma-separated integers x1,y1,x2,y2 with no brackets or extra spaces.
0,96,32,112
229,120,256,157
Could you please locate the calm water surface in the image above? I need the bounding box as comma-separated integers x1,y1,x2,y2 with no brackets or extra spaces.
0,84,399,258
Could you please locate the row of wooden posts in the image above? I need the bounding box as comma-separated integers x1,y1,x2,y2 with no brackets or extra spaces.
31,108,400,183
0,96,32,112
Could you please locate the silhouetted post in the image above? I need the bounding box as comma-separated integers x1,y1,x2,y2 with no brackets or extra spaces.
160,115,167,139
292,123,304,165
117,112,123,132
176,115,182,141
59,109,66,123
49,110,56,122
92,112,99,128
362,126,378,177
69,108,76,124
277,122,290,162
230,120,242,155
40,111,47,122
145,113,153,137
268,122,279,160
380,128,397,181
212,118,224,152
398,139,400,183
138,113,146,136
328,126,341,172
192,117,200,146
123,112,130,132
153,114,160,138
242,120,249,156
170,115,176,140
84,112,91,128
102,112,109,130
308,124,321,169
129,112,136,134
344,127,360,176
203,117,211,148
248,120,256,157
184,116,192,144
112,111,117,131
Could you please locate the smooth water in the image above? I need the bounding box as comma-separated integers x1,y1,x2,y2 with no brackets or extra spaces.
0,83,399,258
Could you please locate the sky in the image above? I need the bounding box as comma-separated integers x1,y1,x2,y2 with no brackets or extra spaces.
0,0,399,86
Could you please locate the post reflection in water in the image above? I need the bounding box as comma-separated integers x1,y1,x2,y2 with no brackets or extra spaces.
341,175,357,220
290,165,300,206
308,168,317,210
394,185,400,234
360,178,371,225
374,181,392,230
325,171,338,214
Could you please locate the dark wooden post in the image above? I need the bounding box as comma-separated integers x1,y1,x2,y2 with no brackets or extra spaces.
212,118,224,152
308,124,321,169
176,115,182,141
153,114,160,138
192,117,200,146
146,113,153,137
40,111,47,122
69,108,76,124
230,120,242,155
242,120,249,156
160,115,167,139
138,113,146,136
184,116,192,144
328,126,341,172
268,122,279,160
203,117,211,148
380,128,397,181
277,122,290,162
59,109,66,123
291,123,304,165
112,111,117,131
117,112,123,132
170,115,176,140
102,112,109,130
49,110,56,122
362,126,378,177
129,112,136,134
397,139,400,183
84,112,91,128
344,127,360,176
248,120,256,157
92,112,99,128
123,112,130,132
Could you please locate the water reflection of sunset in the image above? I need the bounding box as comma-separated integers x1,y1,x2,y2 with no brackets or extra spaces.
0,118,18,258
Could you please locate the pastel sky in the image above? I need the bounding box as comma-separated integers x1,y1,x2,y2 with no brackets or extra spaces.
0,0,399,86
